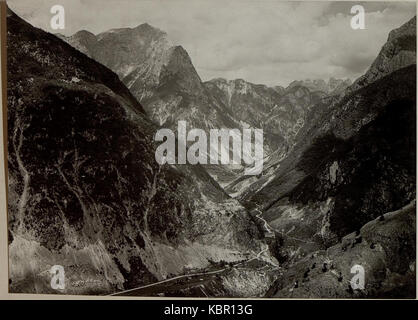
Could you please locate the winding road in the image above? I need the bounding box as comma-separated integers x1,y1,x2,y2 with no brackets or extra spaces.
255,208,316,244
109,208,278,296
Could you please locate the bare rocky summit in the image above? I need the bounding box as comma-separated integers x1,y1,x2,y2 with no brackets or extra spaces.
349,16,416,93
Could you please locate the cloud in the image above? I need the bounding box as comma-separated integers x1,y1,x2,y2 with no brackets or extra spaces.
8,0,416,86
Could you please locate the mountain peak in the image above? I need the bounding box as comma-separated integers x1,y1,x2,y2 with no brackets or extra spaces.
349,15,416,93
74,29,95,37
388,15,416,41
72,29,97,43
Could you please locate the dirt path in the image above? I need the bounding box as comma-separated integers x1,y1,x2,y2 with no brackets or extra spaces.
110,210,279,296
254,208,316,244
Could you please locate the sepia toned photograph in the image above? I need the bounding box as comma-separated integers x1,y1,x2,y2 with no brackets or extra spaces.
3,0,416,299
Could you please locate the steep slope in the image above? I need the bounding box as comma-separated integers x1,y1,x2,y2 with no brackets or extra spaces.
271,201,415,298
288,78,352,96
204,78,329,194
59,24,172,103
240,17,416,267
7,10,276,295
204,78,350,155
348,16,416,93
61,26,254,186
62,27,338,188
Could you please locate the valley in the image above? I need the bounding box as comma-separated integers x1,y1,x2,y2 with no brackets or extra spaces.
5,4,416,298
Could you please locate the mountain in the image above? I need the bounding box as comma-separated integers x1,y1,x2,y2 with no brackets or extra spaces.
6,5,415,298
7,9,277,295
204,78,328,193
61,27,340,188
60,25,238,129
204,78,326,153
240,16,416,297
287,78,352,95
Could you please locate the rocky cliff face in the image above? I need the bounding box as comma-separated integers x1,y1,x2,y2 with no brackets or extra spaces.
239,17,416,297
61,25,251,186
62,27,341,189
7,10,276,295
204,78,324,154
204,78,331,194
288,78,352,95
8,6,415,298
349,16,416,93
60,25,237,130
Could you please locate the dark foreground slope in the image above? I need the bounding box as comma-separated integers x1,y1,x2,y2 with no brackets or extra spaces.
270,201,415,298
7,10,276,295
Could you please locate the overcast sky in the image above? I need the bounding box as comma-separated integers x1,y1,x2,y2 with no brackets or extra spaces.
8,0,416,86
